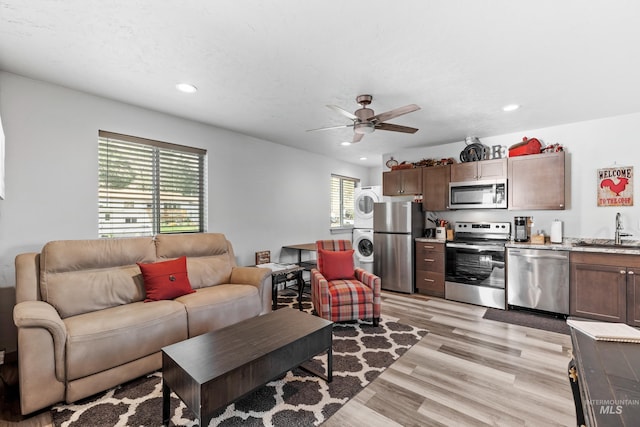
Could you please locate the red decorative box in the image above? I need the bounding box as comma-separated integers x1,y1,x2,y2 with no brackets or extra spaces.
508,137,542,157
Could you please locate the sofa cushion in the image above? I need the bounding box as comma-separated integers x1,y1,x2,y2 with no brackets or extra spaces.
137,256,195,302
154,233,235,289
319,249,355,281
176,284,262,337
40,237,156,318
64,300,187,381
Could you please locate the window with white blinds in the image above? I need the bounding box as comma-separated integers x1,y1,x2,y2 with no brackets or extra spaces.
330,174,358,229
98,131,206,238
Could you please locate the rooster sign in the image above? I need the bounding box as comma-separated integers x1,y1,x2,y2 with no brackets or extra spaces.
598,166,633,206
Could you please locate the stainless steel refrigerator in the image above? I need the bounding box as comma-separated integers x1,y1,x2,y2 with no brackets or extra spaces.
373,202,424,293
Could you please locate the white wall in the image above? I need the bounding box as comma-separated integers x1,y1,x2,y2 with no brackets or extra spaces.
0,72,369,351
383,113,640,239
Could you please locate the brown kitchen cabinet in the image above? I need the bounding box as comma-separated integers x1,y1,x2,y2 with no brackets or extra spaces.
383,168,422,196
450,158,507,182
570,251,640,325
508,151,565,210
415,240,445,297
422,165,450,211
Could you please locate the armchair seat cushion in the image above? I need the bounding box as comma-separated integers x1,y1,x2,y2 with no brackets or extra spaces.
327,280,374,321
64,300,187,381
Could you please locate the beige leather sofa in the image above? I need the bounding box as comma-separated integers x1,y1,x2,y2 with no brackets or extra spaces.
12,232,272,415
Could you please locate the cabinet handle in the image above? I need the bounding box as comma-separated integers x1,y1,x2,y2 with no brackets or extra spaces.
629,271,635,275
423,245,435,249
424,258,435,262
423,278,435,282
621,270,627,274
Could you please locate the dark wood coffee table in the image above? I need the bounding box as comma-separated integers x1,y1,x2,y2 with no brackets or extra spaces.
161,308,333,427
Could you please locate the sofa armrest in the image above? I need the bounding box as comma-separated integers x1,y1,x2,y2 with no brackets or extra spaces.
355,268,381,293
229,266,272,314
14,300,67,381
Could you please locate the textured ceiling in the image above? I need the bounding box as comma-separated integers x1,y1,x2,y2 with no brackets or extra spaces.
2,0,640,166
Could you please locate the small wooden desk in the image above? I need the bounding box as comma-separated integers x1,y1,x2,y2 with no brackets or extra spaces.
282,243,317,270
569,325,640,426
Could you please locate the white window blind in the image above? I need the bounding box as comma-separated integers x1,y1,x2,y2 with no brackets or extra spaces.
330,174,358,229
98,131,206,237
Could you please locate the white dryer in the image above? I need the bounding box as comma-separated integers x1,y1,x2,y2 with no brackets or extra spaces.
353,228,374,272
354,185,381,229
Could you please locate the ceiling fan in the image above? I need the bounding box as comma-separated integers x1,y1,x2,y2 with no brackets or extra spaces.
307,94,421,143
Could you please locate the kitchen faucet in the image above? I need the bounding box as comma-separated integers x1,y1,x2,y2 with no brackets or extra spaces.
615,212,632,244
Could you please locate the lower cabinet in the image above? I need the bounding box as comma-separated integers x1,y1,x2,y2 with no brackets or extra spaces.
415,241,445,297
570,252,640,325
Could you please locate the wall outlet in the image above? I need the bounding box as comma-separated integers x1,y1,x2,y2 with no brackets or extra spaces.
0,349,4,365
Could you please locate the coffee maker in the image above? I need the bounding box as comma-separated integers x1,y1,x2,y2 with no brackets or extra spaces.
513,216,530,242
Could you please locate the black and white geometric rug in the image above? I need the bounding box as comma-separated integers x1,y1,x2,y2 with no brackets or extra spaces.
52,295,428,426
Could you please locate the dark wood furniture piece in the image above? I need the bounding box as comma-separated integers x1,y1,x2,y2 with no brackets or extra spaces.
570,251,640,325
382,168,422,195
268,264,305,310
508,151,565,210
162,308,333,427
568,323,640,426
422,165,450,211
415,240,445,297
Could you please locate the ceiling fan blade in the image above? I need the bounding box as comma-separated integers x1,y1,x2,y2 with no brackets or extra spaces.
327,105,358,120
306,124,353,132
376,122,419,134
352,132,364,143
371,104,420,123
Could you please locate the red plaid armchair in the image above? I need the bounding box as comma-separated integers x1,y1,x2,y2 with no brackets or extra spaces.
311,240,381,326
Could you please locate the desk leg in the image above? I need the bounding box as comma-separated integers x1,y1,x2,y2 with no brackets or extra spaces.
296,270,304,311
272,275,278,310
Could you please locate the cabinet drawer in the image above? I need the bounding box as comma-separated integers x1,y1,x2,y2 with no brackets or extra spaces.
415,241,445,254
416,271,444,297
415,252,445,273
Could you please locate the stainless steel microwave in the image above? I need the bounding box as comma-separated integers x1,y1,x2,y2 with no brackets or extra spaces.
448,179,507,209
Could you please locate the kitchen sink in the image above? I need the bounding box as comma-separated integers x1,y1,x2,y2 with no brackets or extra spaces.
573,240,640,249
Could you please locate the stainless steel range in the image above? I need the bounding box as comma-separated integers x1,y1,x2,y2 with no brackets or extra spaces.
445,221,510,310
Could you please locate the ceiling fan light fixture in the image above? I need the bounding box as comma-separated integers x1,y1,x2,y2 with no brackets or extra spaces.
354,122,375,134
176,83,198,93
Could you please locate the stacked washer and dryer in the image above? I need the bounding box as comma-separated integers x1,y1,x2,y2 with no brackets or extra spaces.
352,185,381,273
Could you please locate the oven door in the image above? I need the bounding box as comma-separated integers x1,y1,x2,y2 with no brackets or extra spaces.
445,242,506,289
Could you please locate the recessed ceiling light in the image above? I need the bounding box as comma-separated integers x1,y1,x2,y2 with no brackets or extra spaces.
359,157,367,161
502,104,520,112
340,141,352,146
176,83,197,93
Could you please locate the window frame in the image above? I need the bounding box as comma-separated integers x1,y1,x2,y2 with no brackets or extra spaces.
98,130,207,238
330,174,359,231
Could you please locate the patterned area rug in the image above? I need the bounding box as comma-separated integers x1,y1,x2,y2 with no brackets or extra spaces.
52,294,427,426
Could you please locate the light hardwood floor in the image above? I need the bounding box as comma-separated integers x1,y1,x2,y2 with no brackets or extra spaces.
325,292,575,427
1,292,575,426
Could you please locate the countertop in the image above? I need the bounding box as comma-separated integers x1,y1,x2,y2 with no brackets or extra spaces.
416,237,640,255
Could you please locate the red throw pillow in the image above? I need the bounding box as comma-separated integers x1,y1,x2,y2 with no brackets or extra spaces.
319,249,355,281
137,256,195,302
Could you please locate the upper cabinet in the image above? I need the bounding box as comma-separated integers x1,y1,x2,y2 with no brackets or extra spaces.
383,168,422,196
450,158,507,182
508,151,565,210
422,165,450,211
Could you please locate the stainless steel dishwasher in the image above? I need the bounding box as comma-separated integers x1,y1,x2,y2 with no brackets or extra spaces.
506,247,570,315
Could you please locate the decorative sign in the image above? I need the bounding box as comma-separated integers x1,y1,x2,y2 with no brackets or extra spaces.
255,250,271,265
597,166,633,206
